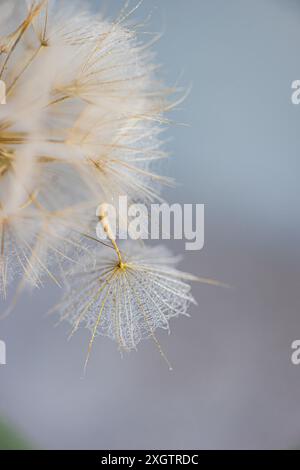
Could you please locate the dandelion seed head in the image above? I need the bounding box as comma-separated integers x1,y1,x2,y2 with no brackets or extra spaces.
0,1,211,369
0,0,171,293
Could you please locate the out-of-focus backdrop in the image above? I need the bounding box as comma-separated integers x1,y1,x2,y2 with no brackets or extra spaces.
1,0,300,450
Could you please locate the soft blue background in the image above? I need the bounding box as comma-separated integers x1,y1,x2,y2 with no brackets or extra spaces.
1,0,300,449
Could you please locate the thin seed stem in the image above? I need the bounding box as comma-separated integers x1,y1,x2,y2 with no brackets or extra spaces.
97,203,124,267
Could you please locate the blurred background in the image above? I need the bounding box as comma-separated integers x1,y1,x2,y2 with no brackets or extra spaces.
1,0,300,450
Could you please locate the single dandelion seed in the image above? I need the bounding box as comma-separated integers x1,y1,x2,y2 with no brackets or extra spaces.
54,214,223,370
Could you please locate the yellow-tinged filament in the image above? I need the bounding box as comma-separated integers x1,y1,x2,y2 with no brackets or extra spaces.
0,80,6,104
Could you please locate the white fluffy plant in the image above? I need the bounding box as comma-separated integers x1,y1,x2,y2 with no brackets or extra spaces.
0,0,220,368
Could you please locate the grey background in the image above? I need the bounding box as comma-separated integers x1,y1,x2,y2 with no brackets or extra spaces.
1,0,300,450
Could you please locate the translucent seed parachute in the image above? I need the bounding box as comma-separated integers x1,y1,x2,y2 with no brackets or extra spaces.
55,243,197,369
